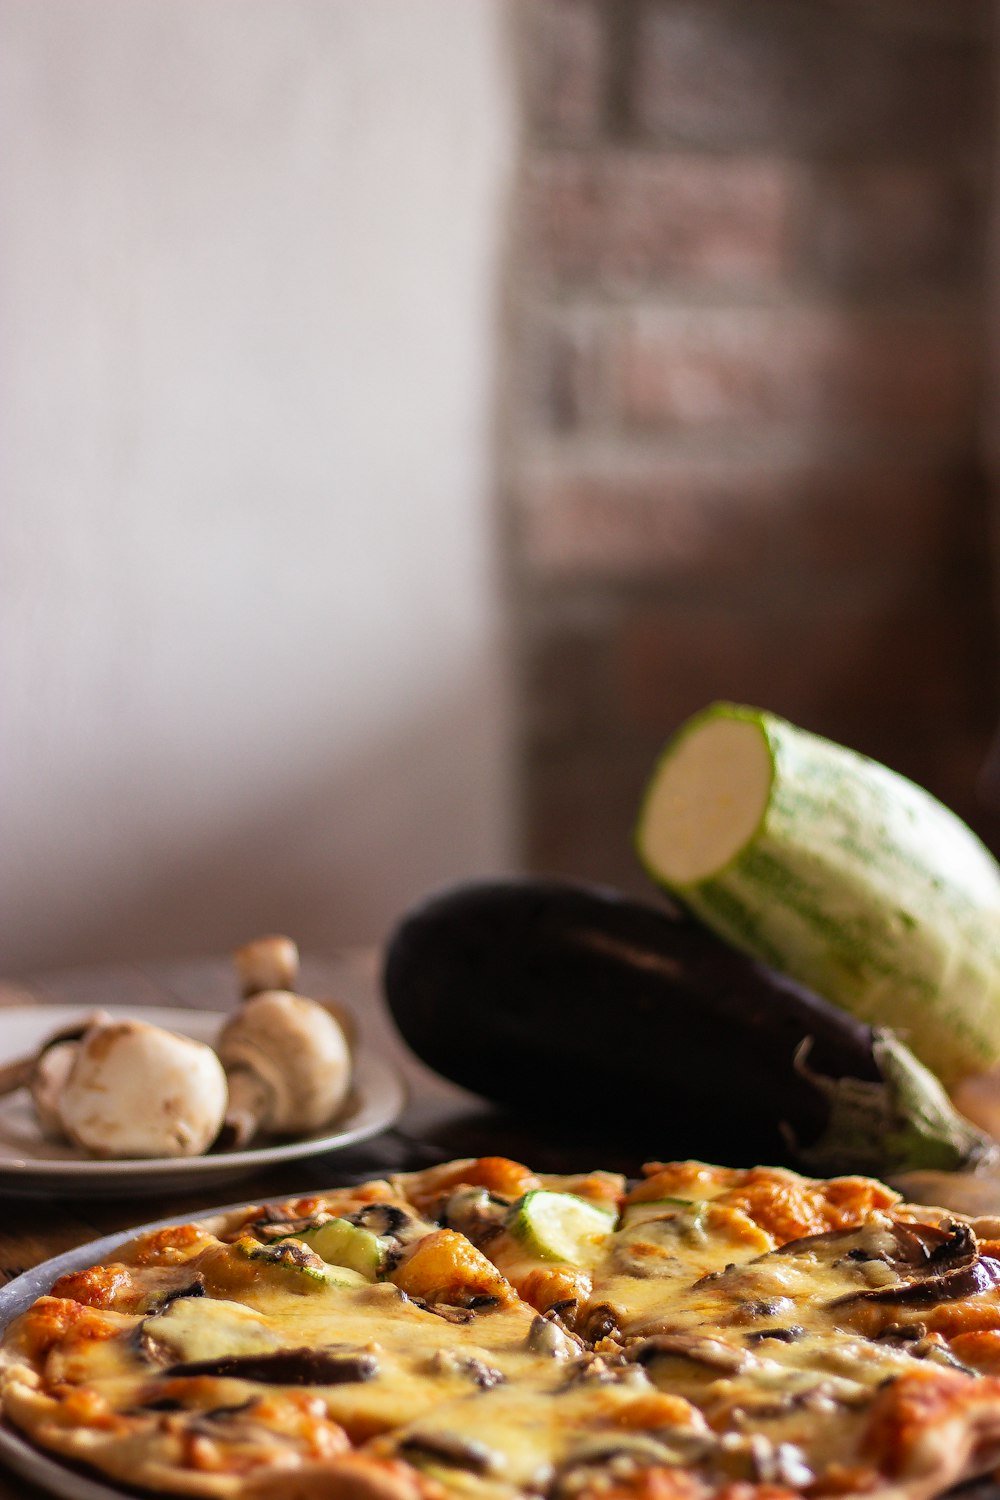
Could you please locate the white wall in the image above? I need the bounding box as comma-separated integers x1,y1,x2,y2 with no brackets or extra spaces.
0,0,516,973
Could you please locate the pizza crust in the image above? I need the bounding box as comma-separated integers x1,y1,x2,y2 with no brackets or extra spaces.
863,1368,1000,1500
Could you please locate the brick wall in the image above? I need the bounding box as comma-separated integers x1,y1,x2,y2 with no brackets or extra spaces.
503,0,999,892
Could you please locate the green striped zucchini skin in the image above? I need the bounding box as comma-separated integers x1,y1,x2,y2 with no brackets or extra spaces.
637,704,1000,1086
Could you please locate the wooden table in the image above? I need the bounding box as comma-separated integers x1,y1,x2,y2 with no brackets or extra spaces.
0,951,646,1499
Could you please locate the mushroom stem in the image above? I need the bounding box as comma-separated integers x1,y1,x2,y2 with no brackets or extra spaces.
233,936,300,997
218,1066,274,1150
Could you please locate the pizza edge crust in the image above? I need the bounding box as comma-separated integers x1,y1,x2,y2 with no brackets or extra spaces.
1,1373,439,1500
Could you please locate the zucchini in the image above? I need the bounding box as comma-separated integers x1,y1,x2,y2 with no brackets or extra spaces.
290,1219,385,1281
636,703,1000,1086
506,1191,615,1263
234,1236,369,1288
383,878,993,1177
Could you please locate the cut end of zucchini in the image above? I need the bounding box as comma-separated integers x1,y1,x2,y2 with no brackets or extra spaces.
637,708,773,886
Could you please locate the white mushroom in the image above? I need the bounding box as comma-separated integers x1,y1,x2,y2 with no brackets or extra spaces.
58,1019,229,1158
216,990,352,1148
0,1010,111,1141
233,935,300,997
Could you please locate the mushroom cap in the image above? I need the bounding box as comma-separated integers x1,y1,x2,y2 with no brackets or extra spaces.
39,1008,113,1051
216,991,351,1134
58,1019,229,1158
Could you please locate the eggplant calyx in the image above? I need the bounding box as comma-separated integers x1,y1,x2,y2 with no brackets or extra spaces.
788,1030,996,1177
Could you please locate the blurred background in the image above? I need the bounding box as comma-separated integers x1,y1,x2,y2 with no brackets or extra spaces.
1,0,997,975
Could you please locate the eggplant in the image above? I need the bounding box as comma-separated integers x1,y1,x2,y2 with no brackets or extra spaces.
165,1347,379,1384
383,879,994,1176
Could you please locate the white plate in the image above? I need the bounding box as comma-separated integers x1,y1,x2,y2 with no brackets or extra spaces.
0,1004,405,1197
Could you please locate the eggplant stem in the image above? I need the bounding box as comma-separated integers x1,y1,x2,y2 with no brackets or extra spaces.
788,1031,997,1177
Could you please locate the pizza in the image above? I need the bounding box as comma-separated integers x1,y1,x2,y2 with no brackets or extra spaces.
5,1155,1000,1500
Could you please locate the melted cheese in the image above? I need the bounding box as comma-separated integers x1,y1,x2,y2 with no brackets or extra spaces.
147,1296,281,1361
592,1216,941,1477
380,1370,698,1492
